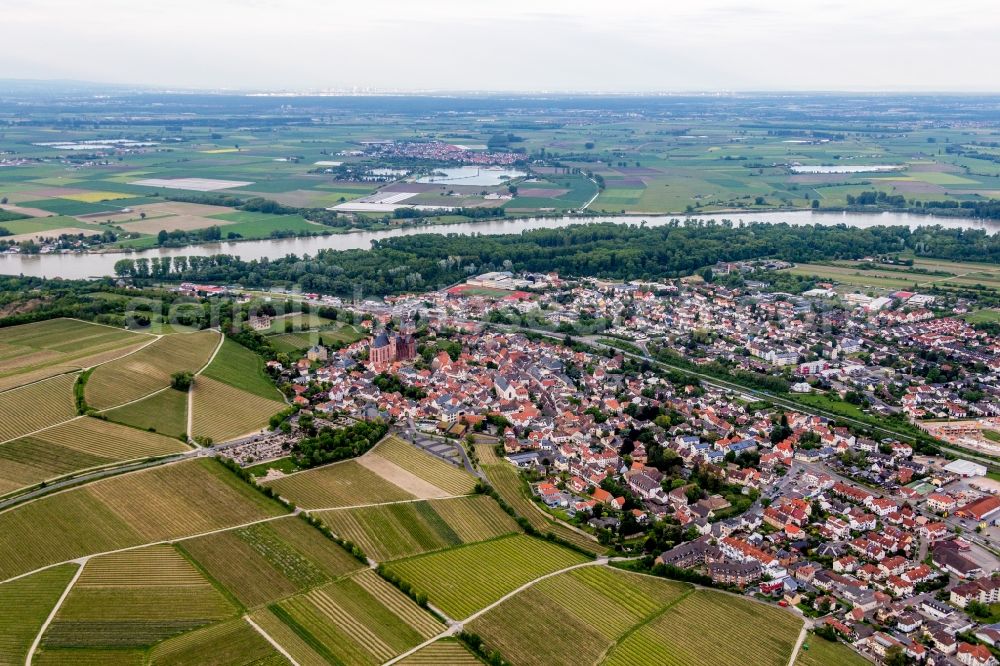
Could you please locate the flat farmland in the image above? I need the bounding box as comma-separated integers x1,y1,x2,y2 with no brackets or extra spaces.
190,376,284,443
482,461,604,555
85,330,220,410
0,417,188,496
104,388,188,439
40,545,235,650
368,436,477,496
603,589,803,666
469,566,690,666
383,534,591,619
0,372,78,443
179,517,363,609
265,569,440,665
264,460,416,509
147,618,288,666
0,564,79,665
316,495,518,561
0,458,286,581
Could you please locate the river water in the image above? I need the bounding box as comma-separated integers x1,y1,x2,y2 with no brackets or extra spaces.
2,210,997,280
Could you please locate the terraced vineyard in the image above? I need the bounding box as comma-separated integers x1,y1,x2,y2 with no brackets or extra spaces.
265,460,416,509
85,330,220,410
397,639,482,665
0,417,188,496
0,459,286,581
482,461,604,555
369,436,476,495
0,564,79,666
191,376,284,443
383,534,591,619
148,618,289,666
40,545,236,651
0,318,150,390
0,373,78,443
603,589,803,666
317,495,518,561
262,570,441,665
180,517,364,609
469,566,690,666
104,388,188,439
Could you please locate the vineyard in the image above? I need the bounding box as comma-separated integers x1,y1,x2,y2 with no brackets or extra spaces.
397,639,482,665
0,564,78,665
201,338,282,400
795,633,869,666
0,318,149,389
469,566,690,666
180,518,363,609
40,545,235,650
85,330,220,410
383,534,591,619
603,589,803,666
265,460,416,509
369,436,476,496
0,459,286,581
482,461,604,555
104,388,188,439
267,571,440,665
0,373,78,443
0,418,188,496
147,618,286,666
190,376,284,443
317,495,518,562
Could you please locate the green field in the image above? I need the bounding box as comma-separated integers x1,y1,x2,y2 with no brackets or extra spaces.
383,534,590,619
201,338,282,400
0,458,286,581
316,495,519,561
0,564,79,665
104,387,188,439
469,566,690,666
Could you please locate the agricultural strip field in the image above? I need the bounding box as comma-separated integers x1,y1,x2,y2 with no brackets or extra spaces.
368,436,477,496
0,417,188,497
85,330,220,410
382,534,591,619
468,566,690,666
260,569,441,666
200,338,282,400
264,460,416,509
481,461,605,555
0,372,78,443
396,639,482,665
104,388,188,439
603,589,803,666
39,545,236,651
316,495,519,562
0,318,150,388
147,618,289,666
0,458,287,581
795,634,868,666
0,564,79,666
190,376,285,443
179,517,364,609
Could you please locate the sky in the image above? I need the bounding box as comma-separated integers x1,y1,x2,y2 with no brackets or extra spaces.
3,0,999,92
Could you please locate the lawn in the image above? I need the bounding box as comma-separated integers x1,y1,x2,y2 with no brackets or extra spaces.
382,534,590,619
0,458,287,581
604,589,803,666
264,460,416,509
469,566,690,666
316,495,518,561
0,564,79,665
179,517,363,609
201,338,282,400
104,388,189,439
190,376,285,443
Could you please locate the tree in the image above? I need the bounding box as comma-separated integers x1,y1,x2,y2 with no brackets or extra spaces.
812,199,820,209
884,645,907,666
171,371,194,392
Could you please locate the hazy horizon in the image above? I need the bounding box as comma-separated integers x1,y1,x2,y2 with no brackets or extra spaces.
4,0,999,93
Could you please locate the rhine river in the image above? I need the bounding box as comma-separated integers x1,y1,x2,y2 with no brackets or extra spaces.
2,210,997,280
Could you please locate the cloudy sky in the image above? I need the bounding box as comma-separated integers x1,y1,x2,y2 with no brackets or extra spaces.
4,0,998,92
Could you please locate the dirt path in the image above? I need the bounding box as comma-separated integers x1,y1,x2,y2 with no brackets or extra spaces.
245,616,302,666
188,329,225,444
25,558,87,666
